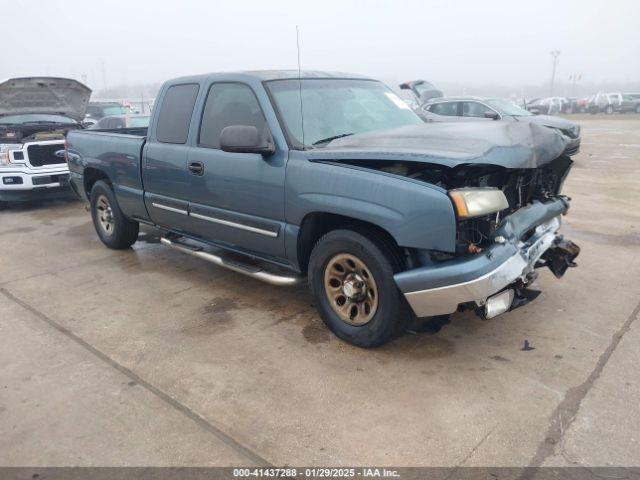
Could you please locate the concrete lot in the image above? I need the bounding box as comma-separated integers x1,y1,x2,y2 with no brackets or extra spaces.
1,116,639,467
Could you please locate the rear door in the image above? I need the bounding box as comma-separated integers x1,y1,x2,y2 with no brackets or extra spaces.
185,82,287,260
142,83,200,233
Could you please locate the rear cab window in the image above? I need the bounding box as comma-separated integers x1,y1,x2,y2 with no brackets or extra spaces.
155,84,200,144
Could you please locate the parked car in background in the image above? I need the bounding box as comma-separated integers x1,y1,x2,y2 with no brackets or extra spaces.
526,97,572,114
575,97,590,113
88,114,150,130
614,94,640,113
586,93,622,114
0,77,90,206
84,101,127,125
419,96,581,155
67,70,579,347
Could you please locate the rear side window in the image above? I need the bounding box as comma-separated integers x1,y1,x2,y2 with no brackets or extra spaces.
429,102,459,116
198,83,268,148
156,84,199,144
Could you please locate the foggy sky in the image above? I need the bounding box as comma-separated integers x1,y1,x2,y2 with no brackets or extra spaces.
2,0,638,94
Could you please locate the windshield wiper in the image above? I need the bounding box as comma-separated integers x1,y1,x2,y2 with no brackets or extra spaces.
312,133,354,146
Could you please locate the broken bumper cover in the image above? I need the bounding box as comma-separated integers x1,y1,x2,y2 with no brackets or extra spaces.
395,198,579,317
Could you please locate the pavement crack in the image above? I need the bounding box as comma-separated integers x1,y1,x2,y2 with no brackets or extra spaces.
442,426,495,479
0,286,270,467
525,297,640,469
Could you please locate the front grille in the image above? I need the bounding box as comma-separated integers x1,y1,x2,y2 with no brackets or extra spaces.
27,143,66,167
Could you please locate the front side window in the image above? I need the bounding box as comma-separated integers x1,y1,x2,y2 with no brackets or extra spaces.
429,102,459,117
199,83,268,148
462,102,491,118
156,84,199,144
265,79,422,148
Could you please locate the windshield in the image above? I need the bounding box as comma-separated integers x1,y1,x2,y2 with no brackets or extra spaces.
0,114,78,125
485,99,533,117
265,79,423,148
130,116,150,127
102,106,127,116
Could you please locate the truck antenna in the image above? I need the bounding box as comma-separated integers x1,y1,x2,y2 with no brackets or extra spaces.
296,25,305,149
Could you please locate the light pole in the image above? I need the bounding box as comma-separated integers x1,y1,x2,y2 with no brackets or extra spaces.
549,50,560,96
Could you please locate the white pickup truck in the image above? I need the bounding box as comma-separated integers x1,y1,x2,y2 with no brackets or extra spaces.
0,77,91,206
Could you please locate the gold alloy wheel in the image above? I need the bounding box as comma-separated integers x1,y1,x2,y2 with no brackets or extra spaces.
96,194,115,236
323,253,379,326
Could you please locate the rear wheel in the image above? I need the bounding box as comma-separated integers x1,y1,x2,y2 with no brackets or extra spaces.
308,229,409,348
90,180,139,249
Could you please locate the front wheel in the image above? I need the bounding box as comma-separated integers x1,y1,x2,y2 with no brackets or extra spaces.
90,180,139,249
308,229,409,348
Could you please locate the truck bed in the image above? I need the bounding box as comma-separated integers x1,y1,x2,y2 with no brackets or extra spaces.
66,129,148,220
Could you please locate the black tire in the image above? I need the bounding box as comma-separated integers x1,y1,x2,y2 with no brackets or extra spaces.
308,229,410,348
90,180,139,249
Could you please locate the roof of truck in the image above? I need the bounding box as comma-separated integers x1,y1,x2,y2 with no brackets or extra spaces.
167,70,372,83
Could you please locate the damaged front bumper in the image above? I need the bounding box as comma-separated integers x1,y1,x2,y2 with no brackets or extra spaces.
395,198,580,318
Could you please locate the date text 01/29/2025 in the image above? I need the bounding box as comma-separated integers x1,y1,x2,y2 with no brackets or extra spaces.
232,467,400,478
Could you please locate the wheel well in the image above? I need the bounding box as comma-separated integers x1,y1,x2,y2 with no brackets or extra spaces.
297,212,403,275
83,168,111,198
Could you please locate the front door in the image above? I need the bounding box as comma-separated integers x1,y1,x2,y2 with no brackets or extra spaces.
186,82,287,260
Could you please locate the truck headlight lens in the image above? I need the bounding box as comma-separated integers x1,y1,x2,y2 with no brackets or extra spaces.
0,144,21,166
449,188,509,218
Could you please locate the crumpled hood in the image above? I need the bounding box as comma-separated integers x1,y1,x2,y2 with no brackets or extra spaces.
307,121,568,169
0,77,92,122
518,114,580,136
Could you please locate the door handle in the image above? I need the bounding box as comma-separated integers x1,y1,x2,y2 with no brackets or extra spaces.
188,161,204,175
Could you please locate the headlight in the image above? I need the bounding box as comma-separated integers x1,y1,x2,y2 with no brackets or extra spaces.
0,144,23,166
449,188,509,219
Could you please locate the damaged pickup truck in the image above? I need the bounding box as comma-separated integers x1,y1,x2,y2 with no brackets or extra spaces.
0,77,91,206
66,71,579,347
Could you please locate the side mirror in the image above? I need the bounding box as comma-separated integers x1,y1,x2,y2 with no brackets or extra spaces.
529,108,541,115
220,125,274,155
484,111,500,120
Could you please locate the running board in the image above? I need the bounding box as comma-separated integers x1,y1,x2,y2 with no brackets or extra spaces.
160,236,304,286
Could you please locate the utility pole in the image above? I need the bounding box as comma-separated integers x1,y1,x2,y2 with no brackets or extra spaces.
549,50,560,96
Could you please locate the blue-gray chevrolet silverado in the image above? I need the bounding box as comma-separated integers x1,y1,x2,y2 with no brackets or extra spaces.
66,71,580,347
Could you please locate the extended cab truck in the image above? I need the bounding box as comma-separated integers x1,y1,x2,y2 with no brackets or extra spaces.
0,77,91,206
67,71,580,348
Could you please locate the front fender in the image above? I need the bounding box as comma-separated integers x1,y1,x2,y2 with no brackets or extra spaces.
285,153,457,252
